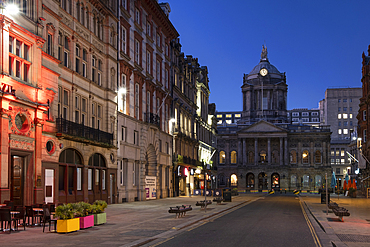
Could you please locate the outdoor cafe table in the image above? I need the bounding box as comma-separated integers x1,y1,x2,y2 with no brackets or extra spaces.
33,208,43,226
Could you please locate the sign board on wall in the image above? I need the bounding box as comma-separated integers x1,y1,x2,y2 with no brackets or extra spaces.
145,176,156,200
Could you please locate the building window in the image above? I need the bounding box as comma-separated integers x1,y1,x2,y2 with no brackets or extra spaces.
146,21,151,37
147,51,151,74
315,150,322,163
219,151,225,164
338,129,342,134
119,160,124,185
231,151,237,164
135,39,140,64
226,114,232,118
82,49,87,77
156,60,160,82
302,112,309,116
134,130,139,145
121,25,126,54
338,99,341,103
343,129,348,135
338,114,341,119
135,8,140,24
338,122,341,126
338,107,341,112
121,126,126,141
302,150,309,164
235,114,241,118
92,56,97,82
135,83,139,119
343,113,348,119
8,36,31,82
75,45,80,73
248,151,254,164
364,110,367,121
350,107,352,111
302,118,309,122
364,129,367,143
98,60,102,86
292,112,299,117
343,107,347,111
290,150,297,163
47,33,53,55
343,99,347,102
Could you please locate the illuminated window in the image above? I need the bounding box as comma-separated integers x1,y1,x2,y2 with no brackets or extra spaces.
226,114,232,118
219,151,226,164
235,114,241,118
343,129,348,135
9,36,31,82
225,120,232,124
230,174,237,186
231,151,237,164
341,149,345,156
303,175,309,187
350,114,353,119
341,159,345,164
343,113,348,119
217,120,222,124
260,150,266,162
338,129,342,134
338,114,341,119
331,149,334,156
216,114,222,118
302,150,309,164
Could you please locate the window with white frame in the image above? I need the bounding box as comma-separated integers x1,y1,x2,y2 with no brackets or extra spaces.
121,25,126,54
134,130,139,145
92,56,97,82
146,21,151,37
292,112,299,117
91,102,96,128
8,36,31,83
302,112,309,116
97,104,102,130
135,39,140,64
98,59,102,86
81,97,87,125
135,8,140,24
75,95,80,123
82,49,87,77
75,45,80,73
119,160,124,185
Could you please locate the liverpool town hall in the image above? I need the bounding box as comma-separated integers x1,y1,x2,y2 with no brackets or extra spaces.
216,47,331,192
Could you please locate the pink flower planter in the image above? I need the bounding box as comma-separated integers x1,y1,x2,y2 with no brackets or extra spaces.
77,215,94,229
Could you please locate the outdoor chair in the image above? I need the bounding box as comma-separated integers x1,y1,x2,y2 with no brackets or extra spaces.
14,206,26,230
42,208,57,232
25,206,35,226
0,208,17,233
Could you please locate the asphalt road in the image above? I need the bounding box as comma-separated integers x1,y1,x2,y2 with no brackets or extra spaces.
156,194,319,247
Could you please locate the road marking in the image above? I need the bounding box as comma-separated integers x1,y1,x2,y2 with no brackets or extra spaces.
299,199,322,247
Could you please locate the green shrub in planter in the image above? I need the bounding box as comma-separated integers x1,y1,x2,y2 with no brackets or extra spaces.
92,200,107,225
75,202,92,217
55,203,75,220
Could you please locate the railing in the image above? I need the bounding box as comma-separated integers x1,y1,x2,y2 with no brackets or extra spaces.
56,118,113,146
144,113,160,128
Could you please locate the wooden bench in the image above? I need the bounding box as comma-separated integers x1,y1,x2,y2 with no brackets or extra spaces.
328,202,339,210
168,205,192,218
213,197,224,205
196,200,212,209
332,207,350,222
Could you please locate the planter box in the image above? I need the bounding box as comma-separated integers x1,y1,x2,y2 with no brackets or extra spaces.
77,215,94,229
94,212,106,225
57,218,80,233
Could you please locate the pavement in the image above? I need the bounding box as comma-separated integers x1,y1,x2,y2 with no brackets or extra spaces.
1,193,370,247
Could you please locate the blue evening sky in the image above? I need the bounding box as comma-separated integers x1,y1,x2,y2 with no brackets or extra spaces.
167,0,368,111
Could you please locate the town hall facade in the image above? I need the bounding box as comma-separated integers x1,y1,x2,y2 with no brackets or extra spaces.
216,47,331,191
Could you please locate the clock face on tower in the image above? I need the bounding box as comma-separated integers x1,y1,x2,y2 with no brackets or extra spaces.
260,68,268,76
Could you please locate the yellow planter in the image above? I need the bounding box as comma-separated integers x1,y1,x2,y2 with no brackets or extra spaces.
57,218,80,233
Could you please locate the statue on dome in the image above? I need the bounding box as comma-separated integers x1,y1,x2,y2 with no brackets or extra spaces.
261,45,268,60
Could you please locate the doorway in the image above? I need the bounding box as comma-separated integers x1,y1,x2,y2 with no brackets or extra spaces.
258,172,268,190
11,156,25,206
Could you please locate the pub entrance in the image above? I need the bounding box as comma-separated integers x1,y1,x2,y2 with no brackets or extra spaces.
11,155,25,206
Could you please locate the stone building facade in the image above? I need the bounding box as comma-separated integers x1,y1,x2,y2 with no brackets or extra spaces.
116,0,178,202
216,47,331,191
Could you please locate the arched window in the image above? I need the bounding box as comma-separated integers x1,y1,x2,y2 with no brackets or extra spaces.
247,173,255,188
219,151,225,164
315,175,322,188
315,150,322,164
260,150,266,162
303,175,309,187
59,149,84,201
88,153,107,193
231,151,237,164
290,150,297,164
302,150,309,164
230,174,237,187
248,151,254,164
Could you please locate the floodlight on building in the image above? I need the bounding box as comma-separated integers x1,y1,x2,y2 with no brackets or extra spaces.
118,87,126,95
3,4,19,16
